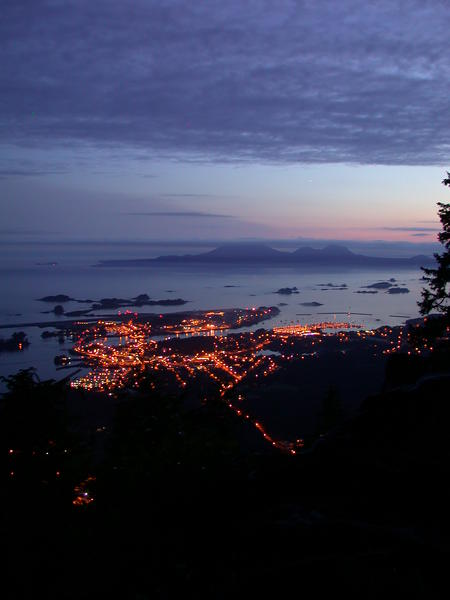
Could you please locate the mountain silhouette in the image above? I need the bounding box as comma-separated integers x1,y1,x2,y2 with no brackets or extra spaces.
293,244,355,257
97,243,434,267
203,243,286,259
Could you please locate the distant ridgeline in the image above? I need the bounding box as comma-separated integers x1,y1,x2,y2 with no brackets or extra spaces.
97,243,434,268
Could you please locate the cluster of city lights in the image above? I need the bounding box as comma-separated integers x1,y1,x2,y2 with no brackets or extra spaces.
66,311,438,458
272,321,363,337
73,475,96,506
70,309,275,392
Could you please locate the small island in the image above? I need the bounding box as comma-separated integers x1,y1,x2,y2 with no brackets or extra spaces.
275,287,299,295
0,331,29,352
38,294,75,303
364,281,394,289
387,287,410,294
37,293,189,317
299,301,323,307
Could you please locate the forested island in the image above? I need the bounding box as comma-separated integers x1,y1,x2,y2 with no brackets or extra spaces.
96,243,434,268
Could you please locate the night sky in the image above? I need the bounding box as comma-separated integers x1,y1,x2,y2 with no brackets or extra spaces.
1,0,448,242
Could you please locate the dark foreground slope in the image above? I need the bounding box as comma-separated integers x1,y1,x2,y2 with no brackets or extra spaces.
2,341,450,599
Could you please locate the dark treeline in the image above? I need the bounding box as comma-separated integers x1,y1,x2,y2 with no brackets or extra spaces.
1,318,450,599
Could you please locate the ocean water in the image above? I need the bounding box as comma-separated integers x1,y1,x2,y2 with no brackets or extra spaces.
0,241,425,380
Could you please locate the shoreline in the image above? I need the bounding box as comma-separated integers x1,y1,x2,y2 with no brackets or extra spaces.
0,306,280,332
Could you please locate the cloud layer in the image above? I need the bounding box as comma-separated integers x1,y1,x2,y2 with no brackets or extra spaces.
1,0,449,165
381,227,439,232
125,211,233,218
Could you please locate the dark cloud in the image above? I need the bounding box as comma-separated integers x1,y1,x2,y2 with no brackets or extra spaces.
0,228,59,235
160,194,235,198
0,168,66,177
381,226,440,232
1,0,449,165
125,211,234,218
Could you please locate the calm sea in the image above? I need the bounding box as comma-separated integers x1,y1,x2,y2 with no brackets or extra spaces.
0,241,425,381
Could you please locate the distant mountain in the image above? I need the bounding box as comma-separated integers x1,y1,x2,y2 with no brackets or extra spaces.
289,245,433,266
146,243,289,263
293,244,354,257
97,243,435,268
292,244,356,260
201,243,287,260
409,255,434,264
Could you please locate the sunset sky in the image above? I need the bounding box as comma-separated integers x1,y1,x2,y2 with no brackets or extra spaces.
1,0,448,243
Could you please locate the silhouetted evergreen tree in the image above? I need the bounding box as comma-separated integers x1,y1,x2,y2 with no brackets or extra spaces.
0,368,88,505
419,172,450,320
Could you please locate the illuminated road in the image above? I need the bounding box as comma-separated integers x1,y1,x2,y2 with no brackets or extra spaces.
66,311,435,453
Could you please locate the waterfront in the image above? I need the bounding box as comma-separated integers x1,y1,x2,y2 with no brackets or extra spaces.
3,305,433,452
0,242,425,382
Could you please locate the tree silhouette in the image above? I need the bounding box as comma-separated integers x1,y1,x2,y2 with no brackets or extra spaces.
419,173,450,320
0,368,87,504
316,385,344,436
102,377,241,485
